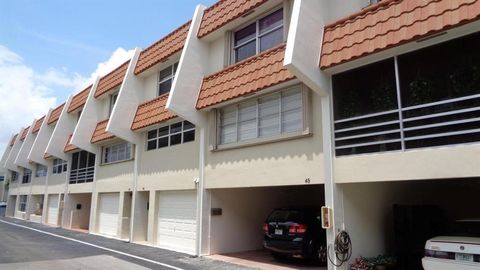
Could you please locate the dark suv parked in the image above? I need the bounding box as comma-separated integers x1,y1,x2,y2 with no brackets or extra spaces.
263,208,327,264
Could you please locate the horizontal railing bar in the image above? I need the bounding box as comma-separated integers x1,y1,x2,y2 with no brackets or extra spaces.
335,129,401,141
335,120,400,133
403,117,480,132
403,107,480,122
404,128,480,141
335,139,402,150
334,109,399,124
402,93,480,111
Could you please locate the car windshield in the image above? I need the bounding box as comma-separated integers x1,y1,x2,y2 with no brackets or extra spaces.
453,220,480,237
267,210,305,223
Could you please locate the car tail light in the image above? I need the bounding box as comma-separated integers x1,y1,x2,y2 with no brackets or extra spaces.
262,223,269,234
288,224,307,235
424,249,455,260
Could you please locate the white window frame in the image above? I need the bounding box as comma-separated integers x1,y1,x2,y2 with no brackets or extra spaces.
35,164,48,177
102,141,133,165
19,195,27,212
213,84,311,151
157,62,178,96
145,121,196,151
52,158,68,174
231,7,284,63
109,91,119,116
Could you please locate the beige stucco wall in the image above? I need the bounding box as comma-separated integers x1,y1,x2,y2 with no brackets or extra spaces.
31,176,46,194
95,160,134,193
335,144,480,183
137,126,200,191
67,182,93,194
205,90,324,189
47,172,67,194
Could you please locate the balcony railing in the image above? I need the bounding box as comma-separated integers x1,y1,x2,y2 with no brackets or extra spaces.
69,166,94,184
334,93,480,156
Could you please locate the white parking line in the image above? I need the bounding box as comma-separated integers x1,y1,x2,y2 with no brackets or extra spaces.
0,219,185,270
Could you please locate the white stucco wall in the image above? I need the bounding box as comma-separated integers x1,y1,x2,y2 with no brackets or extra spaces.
15,119,36,170
46,96,76,161
29,110,53,165
95,160,134,193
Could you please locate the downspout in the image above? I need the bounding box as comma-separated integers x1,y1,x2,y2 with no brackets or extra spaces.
195,127,206,256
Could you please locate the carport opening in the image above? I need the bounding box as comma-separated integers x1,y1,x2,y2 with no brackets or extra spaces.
122,191,132,240
28,195,44,222
63,193,91,231
209,185,326,256
342,178,480,270
132,191,149,243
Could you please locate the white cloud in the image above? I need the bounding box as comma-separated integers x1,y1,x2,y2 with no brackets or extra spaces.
0,45,134,155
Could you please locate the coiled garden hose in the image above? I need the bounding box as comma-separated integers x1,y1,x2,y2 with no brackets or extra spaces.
328,230,352,267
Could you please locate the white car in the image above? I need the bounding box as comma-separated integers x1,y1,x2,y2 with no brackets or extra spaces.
422,236,480,270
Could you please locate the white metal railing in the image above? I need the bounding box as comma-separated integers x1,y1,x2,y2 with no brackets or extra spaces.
334,93,480,156
69,166,94,184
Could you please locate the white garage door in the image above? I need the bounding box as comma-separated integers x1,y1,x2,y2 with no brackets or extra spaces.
47,194,59,225
97,193,119,237
157,190,197,254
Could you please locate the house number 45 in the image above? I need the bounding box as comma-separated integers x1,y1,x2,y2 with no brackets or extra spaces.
305,178,311,184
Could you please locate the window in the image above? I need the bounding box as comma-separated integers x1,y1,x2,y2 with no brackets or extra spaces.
0,176,3,182
35,164,47,177
158,63,178,96
109,92,118,116
19,195,27,212
103,142,133,164
53,158,68,174
69,151,95,184
233,8,283,63
22,168,32,184
11,171,18,182
218,86,304,145
146,121,195,151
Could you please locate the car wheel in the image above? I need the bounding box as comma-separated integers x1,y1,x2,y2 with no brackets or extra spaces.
316,245,327,265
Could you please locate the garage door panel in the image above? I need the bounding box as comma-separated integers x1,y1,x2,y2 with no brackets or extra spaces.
98,193,119,237
47,194,59,225
156,191,197,254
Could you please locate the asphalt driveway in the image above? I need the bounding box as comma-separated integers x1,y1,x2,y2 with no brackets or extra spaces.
0,210,254,270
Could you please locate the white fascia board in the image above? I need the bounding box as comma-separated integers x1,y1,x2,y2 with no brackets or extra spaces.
28,109,53,166
166,4,208,128
46,96,77,160
71,78,101,154
0,143,13,174
15,119,37,170
283,0,330,96
106,48,144,145
5,129,24,172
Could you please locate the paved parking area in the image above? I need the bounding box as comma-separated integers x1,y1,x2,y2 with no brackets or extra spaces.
0,212,254,270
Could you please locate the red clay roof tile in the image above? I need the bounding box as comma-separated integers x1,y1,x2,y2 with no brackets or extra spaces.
320,0,480,69
64,134,79,153
91,119,115,143
196,43,295,109
134,21,191,75
48,103,65,125
9,134,18,146
68,85,91,113
197,0,268,38
95,61,130,98
20,127,30,141
32,116,45,134
131,94,176,131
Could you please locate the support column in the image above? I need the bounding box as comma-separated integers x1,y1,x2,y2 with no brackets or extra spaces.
147,190,157,245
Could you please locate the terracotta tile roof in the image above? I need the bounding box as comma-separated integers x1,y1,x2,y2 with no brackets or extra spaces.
131,94,176,131
134,21,191,75
43,153,52,159
64,134,79,153
9,134,18,147
20,127,30,141
48,103,65,125
32,116,45,134
91,119,115,143
320,0,480,69
198,0,268,38
68,85,91,113
95,61,130,98
196,43,295,109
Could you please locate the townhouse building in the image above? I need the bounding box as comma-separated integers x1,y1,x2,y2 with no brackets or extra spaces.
2,0,480,269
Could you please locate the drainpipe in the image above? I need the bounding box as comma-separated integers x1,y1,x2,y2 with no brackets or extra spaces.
195,127,206,256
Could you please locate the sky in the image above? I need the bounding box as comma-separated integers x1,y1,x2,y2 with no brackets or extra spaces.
0,0,216,154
